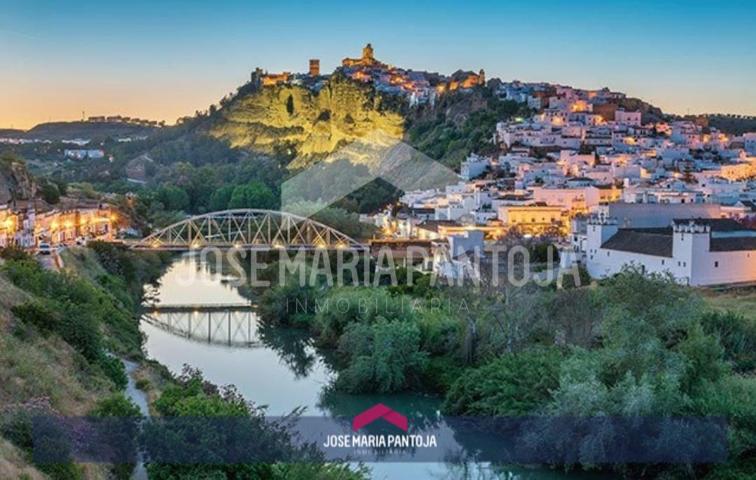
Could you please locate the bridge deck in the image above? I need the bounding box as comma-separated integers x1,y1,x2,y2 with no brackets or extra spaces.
143,303,255,313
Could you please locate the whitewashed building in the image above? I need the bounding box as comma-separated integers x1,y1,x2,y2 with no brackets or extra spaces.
586,217,756,286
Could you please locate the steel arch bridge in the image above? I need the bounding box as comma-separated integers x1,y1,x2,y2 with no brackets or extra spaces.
131,209,366,251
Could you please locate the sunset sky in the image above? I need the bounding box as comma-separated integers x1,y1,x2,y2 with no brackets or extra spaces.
2,0,754,129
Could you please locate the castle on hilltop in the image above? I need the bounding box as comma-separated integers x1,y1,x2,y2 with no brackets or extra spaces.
341,43,387,69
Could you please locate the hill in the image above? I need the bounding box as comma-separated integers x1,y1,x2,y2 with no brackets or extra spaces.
705,114,756,136
23,121,158,141
0,129,25,138
206,73,529,170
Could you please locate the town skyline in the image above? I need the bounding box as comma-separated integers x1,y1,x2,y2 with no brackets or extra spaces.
2,0,755,129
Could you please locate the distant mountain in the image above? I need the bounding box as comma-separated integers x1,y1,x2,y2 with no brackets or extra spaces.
0,129,25,138
702,114,756,136
19,121,158,141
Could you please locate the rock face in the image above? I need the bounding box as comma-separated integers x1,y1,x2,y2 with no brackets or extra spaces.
209,75,405,167
0,156,37,205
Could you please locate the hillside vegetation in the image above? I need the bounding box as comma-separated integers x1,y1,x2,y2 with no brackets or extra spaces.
0,245,169,479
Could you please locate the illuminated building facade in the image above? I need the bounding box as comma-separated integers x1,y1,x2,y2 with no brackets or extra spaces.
34,206,114,245
0,208,20,248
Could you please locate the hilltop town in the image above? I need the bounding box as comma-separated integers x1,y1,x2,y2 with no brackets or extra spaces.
251,43,485,107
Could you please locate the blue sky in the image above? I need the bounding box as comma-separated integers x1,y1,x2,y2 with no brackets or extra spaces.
1,0,754,128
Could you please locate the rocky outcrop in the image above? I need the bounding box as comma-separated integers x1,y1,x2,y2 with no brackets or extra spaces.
209,75,405,166
0,155,37,205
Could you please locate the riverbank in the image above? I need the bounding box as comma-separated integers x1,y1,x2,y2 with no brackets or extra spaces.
0,244,172,479
0,246,371,480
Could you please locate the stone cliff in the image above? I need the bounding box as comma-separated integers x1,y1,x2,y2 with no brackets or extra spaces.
0,155,37,205
209,74,405,167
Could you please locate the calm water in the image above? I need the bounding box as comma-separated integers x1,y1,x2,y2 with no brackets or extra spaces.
140,254,602,480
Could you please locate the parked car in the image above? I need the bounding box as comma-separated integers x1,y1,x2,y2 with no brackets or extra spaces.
75,236,89,246
37,242,53,255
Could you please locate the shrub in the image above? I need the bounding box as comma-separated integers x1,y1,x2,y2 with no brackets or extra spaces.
258,283,319,327
12,299,102,363
442,347,563,415
0,245,31,261
700,311,756,374
336,319,428,393
313,288,415,345
136,378,151,390
2,410,83,480
143,367,366,479
559,265,591,289
97,355,129,391
11,301,61,334
416,309,462,356
91,394,142,479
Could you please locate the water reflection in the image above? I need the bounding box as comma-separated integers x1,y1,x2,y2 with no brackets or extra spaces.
257,321,320,379
143,310,261,348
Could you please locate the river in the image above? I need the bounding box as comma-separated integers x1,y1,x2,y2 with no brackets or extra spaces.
139,253,602,480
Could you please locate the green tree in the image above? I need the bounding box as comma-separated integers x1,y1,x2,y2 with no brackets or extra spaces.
336,319,428,393
228,181,277,209
209,185,235,211
156,185,190,211
40,182,61,204
700,311,756,373
443,347,563,415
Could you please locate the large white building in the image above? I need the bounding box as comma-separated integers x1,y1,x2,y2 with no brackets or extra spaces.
586,217,756,286
615,109,642,126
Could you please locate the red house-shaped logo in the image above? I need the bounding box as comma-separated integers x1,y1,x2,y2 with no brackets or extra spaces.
352,403,408,432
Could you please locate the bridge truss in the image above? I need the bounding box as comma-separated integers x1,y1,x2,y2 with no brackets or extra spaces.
131,209,366,251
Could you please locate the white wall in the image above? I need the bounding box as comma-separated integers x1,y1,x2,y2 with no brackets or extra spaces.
587,247,683,281
586,226,756,286
615,110,642,126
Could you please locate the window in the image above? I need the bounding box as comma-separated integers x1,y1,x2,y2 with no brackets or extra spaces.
714,261,719,268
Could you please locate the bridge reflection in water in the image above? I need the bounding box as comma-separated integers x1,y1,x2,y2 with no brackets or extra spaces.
142,307,262,348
